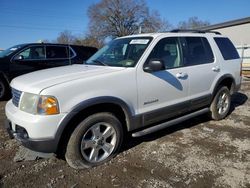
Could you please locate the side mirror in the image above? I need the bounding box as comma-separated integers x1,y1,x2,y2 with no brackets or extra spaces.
14,55,24,60
143,59,165,73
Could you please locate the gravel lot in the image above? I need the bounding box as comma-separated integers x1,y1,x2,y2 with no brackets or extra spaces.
0,80,249,188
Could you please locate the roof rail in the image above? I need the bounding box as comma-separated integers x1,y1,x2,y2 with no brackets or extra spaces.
170,29,221,35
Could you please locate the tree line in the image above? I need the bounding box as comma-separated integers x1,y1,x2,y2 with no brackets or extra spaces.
53,0,210,48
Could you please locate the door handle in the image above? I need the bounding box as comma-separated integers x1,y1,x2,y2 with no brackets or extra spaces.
176,72,188,79
212,66,220,72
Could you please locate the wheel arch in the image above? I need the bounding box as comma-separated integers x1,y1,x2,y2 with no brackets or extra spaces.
0,72,11,99
0,72,10,84
55,96,135,155
212,74,236,97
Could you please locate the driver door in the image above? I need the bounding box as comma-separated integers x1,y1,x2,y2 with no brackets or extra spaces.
137,37,190,126
10,45,45,79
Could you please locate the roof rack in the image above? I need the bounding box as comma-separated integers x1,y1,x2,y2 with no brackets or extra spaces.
170,29,221,35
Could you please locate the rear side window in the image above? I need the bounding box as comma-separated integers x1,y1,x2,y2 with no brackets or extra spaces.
214,37,239,60
46,46,68,59
184,37,214,66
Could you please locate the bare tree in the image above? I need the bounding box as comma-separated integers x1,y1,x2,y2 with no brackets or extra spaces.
140,10,172,33
56,30,76,44
177,17,210,30
87,0,169,41
74,34,104,48
54,31,103,48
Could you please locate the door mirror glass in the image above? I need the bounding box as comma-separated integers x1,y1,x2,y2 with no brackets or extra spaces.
144,59,165,73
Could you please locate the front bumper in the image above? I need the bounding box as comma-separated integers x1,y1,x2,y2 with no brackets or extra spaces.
5,119,58,153
5,100,66,153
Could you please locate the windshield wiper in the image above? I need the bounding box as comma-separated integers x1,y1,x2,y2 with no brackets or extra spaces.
91,60,108,66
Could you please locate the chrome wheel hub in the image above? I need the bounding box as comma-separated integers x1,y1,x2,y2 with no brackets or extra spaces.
80,122,117,163
217,92,229,115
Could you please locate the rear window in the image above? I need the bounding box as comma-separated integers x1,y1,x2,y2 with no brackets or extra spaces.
214,37,239,60
71,46,98,60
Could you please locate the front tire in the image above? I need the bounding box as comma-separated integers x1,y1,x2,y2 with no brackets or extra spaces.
0,78,8,100
210,86,231,120
65,112,123,169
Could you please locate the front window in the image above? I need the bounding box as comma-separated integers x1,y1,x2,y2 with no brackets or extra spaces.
0,44,25,58
146,37,182,69
18,46,45,60
86,37,152,67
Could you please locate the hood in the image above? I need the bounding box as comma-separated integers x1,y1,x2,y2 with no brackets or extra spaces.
11,64,125,94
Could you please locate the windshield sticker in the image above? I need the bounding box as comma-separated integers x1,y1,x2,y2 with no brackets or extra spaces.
130,39,149,45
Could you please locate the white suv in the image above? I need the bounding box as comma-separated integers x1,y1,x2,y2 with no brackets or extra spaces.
5,31,241,169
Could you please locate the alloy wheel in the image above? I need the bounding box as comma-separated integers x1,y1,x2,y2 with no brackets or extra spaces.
217,91,229,115
80,122,117,163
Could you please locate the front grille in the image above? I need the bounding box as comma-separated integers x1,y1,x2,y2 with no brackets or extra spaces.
12,88,22,107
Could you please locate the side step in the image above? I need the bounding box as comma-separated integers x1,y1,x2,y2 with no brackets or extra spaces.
132,108,210,137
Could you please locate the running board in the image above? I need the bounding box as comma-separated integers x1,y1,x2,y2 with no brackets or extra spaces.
132,108,210,137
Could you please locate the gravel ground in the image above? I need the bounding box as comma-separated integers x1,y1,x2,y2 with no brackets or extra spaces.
0,80,249,188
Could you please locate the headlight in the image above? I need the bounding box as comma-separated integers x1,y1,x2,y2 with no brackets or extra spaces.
19,93,59,115
19,93,39,114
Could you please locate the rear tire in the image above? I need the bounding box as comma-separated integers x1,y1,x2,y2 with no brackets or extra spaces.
65,112,123,169
210,86,231,120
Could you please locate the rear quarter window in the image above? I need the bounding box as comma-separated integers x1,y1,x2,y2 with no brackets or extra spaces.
214,37,239,60
72,46,98,60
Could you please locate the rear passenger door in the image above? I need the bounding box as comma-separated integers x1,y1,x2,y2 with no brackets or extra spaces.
182,37,218,110
45,45,70,67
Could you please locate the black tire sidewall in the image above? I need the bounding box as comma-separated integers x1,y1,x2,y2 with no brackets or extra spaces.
210,86,231,120
0,78,8,100
65,112,123,169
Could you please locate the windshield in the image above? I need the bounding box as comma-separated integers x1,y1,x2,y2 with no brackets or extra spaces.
0,44,25,58
86,37,152,67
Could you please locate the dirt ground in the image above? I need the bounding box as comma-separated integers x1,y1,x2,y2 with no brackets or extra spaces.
0,81,249,188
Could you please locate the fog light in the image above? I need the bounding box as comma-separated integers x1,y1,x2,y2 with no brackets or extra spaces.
16,125,29,139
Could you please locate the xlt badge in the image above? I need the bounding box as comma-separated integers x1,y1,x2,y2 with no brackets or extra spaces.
144,99,159,105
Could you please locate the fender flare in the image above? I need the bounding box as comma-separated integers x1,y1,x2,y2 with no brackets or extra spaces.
0,72,10,84
212,74,236,97
54,96,136,149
